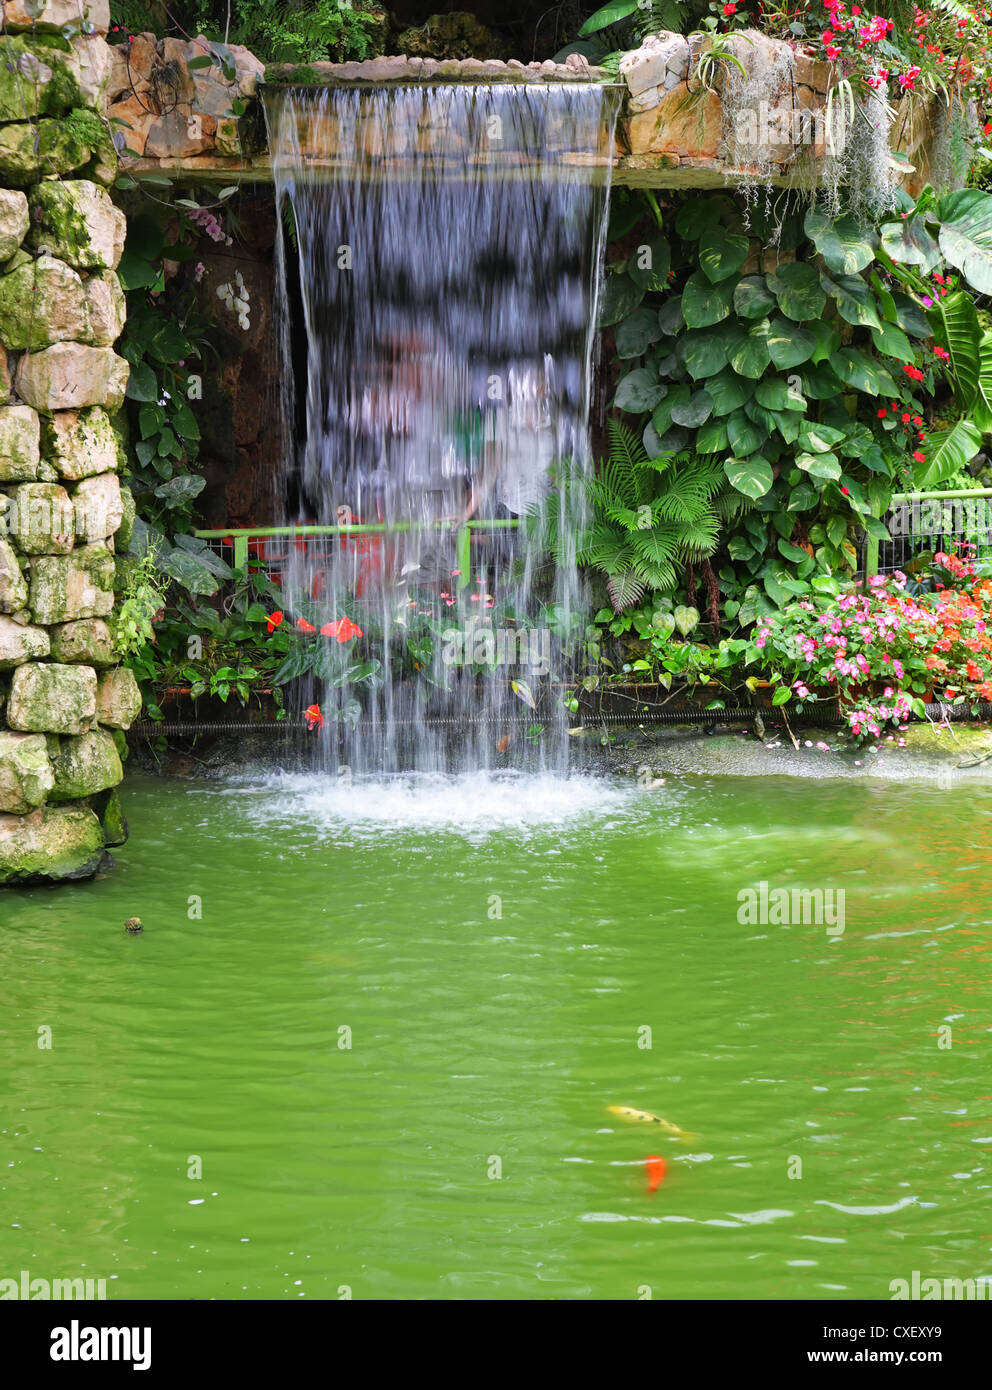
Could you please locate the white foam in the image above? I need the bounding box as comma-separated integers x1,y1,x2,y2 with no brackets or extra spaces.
234,770,641,843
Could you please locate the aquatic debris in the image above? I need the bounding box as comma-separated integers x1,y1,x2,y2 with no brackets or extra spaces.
125,918,143,935
607,1105,697,1142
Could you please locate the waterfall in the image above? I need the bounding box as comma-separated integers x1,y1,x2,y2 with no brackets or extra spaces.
263,81,619,774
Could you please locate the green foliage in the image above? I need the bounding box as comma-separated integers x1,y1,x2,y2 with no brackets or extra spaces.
113,550,167,661
602,183,992,631
561,421,732,611
181,0,383,64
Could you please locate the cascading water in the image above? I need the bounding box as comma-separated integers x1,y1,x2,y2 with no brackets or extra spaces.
263,81,619,775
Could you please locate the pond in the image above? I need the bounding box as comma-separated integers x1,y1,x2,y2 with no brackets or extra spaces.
2,770,990,1300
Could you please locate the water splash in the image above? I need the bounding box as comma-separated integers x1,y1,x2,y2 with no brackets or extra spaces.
263,82,619,774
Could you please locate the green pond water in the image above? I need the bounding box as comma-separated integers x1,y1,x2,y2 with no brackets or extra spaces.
2,769,991,1301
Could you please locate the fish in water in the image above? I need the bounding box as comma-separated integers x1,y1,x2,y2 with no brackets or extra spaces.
607,1105,697,1142
646,1154,666,1194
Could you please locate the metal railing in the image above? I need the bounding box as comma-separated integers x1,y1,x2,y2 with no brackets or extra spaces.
193,519,521,591
862,488,992,578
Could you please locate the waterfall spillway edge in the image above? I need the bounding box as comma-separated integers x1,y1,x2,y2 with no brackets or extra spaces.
263,83,620,775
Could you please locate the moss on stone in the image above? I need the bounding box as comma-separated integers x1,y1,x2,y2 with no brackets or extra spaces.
91,785,128,846
0,803,105,883
262,63,324,86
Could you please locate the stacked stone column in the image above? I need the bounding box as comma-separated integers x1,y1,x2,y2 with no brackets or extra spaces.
1,0,138,884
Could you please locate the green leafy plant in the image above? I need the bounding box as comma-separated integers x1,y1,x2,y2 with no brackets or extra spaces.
559,421,733,610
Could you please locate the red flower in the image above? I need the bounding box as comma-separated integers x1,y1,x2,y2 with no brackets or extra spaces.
877,408,887,417
267,611,284,633
304,704,324,732
722,2,736,12
295,618,316,634
840,486,850,495
321,617,364,643
913,450,926,463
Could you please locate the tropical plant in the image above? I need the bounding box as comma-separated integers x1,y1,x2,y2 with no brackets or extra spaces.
562,421,734,610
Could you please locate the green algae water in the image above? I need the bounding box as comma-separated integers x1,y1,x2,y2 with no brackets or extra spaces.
2,770,991,1301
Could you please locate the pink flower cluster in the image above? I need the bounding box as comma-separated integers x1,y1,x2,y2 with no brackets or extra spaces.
186,206,232,246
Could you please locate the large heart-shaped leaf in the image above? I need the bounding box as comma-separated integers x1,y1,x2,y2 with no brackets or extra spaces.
616,306,663,358
699,226,750,284
599,272,643,327
657,295,684,336
681,327,730,380
768,316,815,369
675,197,724,241
706,367,753,415
754,378,802,412
682,271,735,327
796,451,841,481
937,187,992,295
734,275,777,319
727,410,766,456
614,368,666,414
799,422,847,453
869,320,914,363
889,290,931,338
805,209,876,273
767,262,826,321
696,416,729,452
880,215,941,271
800,362,844,398
724,454,774,499
808,319,840,363
833,347,897,397
821,272,882,329
729,319,773,378
628,233,672,291
670,388,714,427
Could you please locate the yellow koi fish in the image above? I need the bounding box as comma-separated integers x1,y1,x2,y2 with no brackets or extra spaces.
607,1105,697,1142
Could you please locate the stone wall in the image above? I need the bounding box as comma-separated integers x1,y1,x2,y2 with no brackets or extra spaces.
0,0,138,885
112,32,940,191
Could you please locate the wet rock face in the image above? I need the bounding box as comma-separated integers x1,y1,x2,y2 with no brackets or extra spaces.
0,1,132,886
